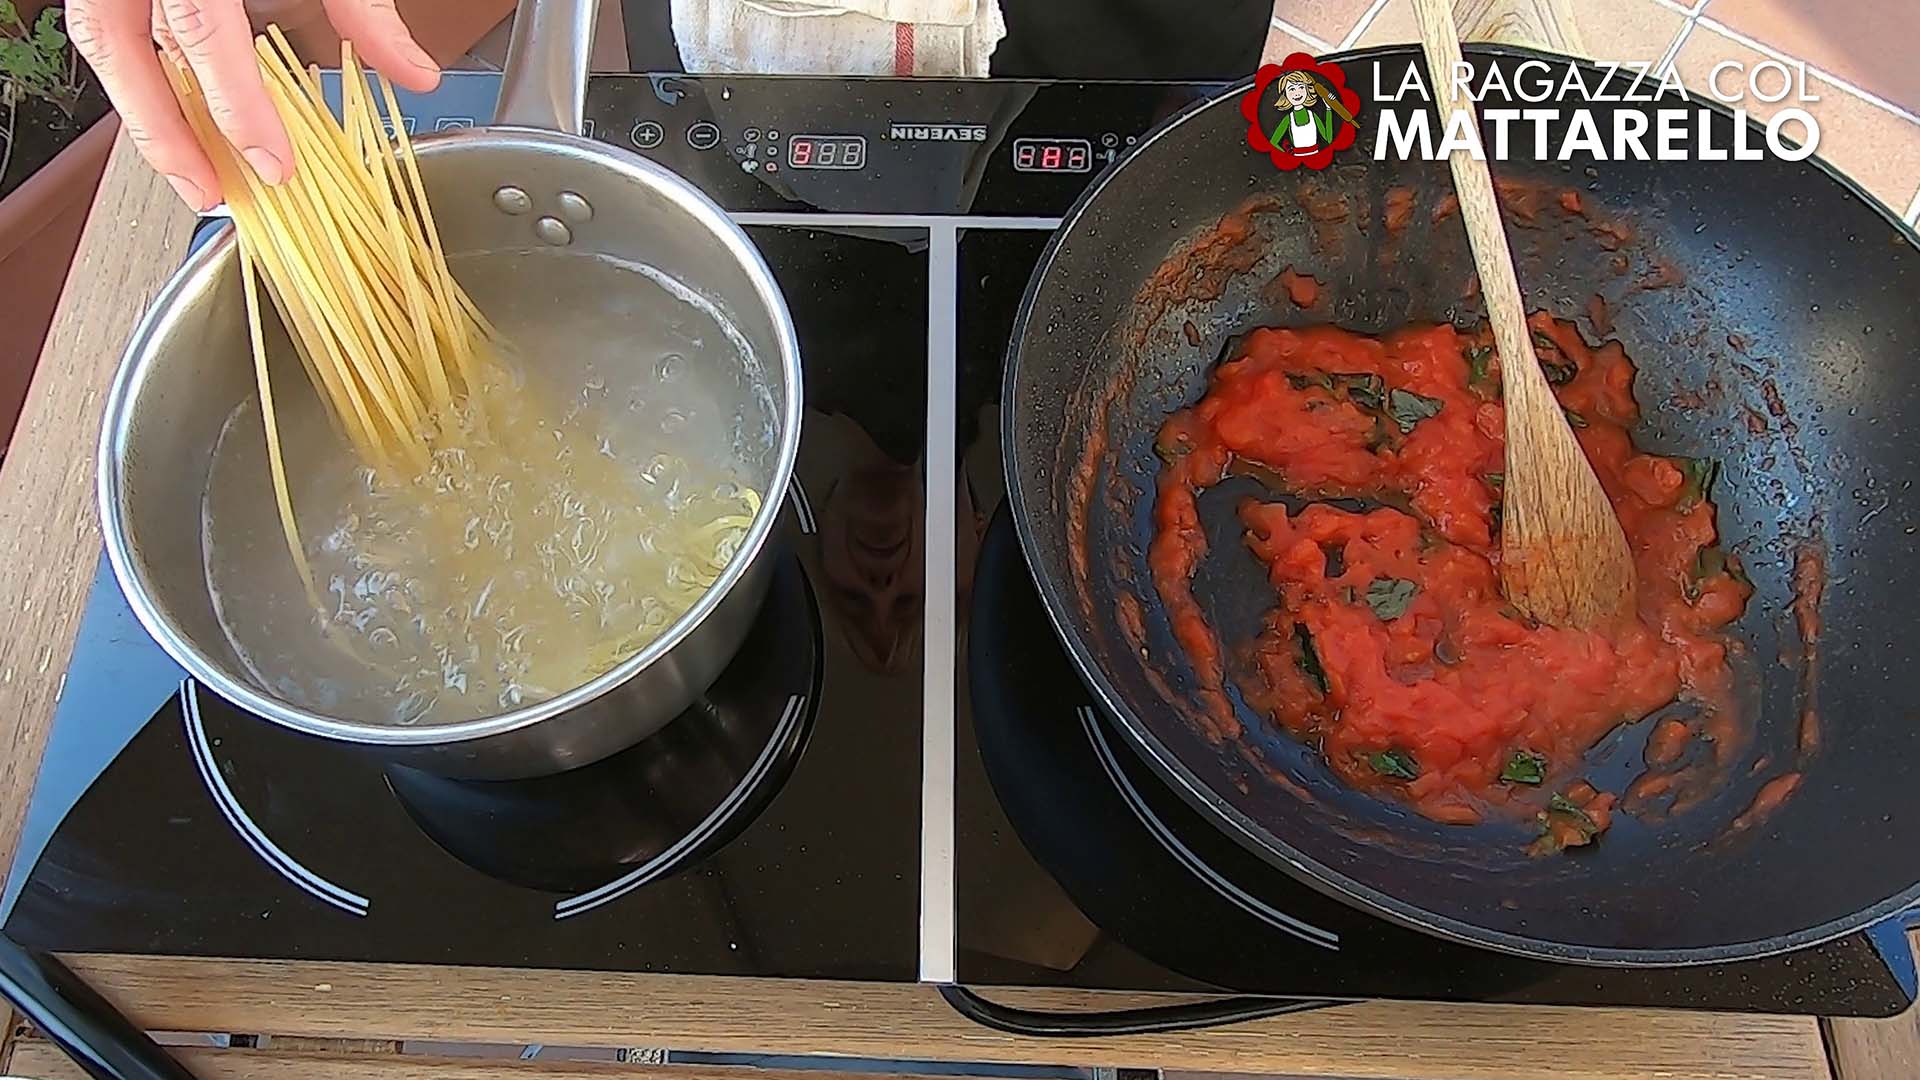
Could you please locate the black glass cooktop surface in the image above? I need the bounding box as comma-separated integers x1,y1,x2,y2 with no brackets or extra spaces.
4,217,934,980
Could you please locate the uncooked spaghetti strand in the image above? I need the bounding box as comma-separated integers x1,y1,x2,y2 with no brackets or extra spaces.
349,53,456,419
378,71,498,391
160,58,390,466
253,172,427,465
237,231,325,616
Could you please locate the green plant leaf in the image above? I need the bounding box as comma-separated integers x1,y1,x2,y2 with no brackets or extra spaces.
1364,577,1418,620
1368,749,1419,780
1386,388,1444,433
1501,750,1547,785
32,8,65,55
0,36,55,97
0,2,20,32
1563,407,1589,429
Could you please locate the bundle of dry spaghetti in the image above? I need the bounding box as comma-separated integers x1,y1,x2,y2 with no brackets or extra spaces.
164,29,505,596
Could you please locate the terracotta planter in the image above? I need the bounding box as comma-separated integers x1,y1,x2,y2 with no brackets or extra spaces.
0,112,115,451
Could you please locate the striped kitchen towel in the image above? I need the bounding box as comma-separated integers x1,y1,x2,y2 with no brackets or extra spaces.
671,0,1008,77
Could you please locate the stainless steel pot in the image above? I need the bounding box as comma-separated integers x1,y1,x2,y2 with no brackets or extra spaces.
97,0,803,779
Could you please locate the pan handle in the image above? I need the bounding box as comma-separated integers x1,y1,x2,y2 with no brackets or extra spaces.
0,935,196,1079
494,0,600,134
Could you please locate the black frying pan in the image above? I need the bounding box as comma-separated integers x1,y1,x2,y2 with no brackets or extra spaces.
1003,45,1920,965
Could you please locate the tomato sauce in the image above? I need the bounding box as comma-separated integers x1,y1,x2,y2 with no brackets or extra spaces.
1148,318,1752,838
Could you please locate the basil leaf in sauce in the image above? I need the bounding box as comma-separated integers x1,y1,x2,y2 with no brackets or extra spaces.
1676,456,1718,509
1294,623,1329,695
1331,372,1385,411
1547,793,1599,835
1541,360,1579,386
1365,577,1418,620
1387,389,1445,434
1286,371,1334,391
1484,472,1504,490
1501,750,1547,785
1531,792,1601,854
1695,545,1727,580
1685,544,1745,601
1726,552,1751,587
1563,407,1589,429
1463,345,1495,392
1368,749,1420,780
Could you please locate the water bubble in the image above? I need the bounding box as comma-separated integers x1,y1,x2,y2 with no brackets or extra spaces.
642,453,682,487
661,408,688,434
666,557,696,590
656,353,684,381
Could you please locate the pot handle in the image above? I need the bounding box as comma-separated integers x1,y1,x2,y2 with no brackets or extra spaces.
494,0,600,134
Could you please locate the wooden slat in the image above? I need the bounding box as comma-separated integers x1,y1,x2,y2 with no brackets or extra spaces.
6,1042,932,1080
0,135,195,875
1822,930,1920,1078
1827,1003,1920,1080
257,1035,402,1054
53,954,1829,1080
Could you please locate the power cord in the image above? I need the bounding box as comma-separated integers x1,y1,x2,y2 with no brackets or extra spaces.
938,984,1345,1036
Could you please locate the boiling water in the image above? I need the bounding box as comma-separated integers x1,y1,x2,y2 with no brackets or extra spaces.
202,250,777,726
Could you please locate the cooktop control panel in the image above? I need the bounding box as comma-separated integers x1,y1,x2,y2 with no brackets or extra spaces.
353,72,1223,216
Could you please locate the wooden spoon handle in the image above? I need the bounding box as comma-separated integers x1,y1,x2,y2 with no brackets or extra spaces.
1410,0,1637,629
1409,0,1554,419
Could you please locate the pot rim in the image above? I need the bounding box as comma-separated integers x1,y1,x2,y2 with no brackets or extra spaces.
98,126,804,747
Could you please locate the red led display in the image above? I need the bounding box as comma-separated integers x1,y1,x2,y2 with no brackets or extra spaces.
1012,137,1093,174
787,135,867,170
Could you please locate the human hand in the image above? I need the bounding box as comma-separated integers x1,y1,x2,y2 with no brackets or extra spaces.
67,0,442,210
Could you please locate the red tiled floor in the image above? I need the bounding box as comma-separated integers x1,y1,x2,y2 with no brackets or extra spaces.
1705,0,1920,117
1674,21,1920,215
1269,0,1387,47
1359,0,1686,65
1262,18,1327,64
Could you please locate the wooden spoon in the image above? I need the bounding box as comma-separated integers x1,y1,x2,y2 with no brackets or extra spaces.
1411,0,1636,629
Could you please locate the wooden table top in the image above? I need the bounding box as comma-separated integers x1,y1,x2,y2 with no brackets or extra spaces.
2,7,1916,1074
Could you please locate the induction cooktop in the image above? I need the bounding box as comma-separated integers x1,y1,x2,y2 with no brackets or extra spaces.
5,70,1914,1021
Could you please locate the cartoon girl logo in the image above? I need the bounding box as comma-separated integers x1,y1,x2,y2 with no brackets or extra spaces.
1241,55,1362,171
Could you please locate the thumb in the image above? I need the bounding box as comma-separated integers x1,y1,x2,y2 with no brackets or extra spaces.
321,0,440,93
